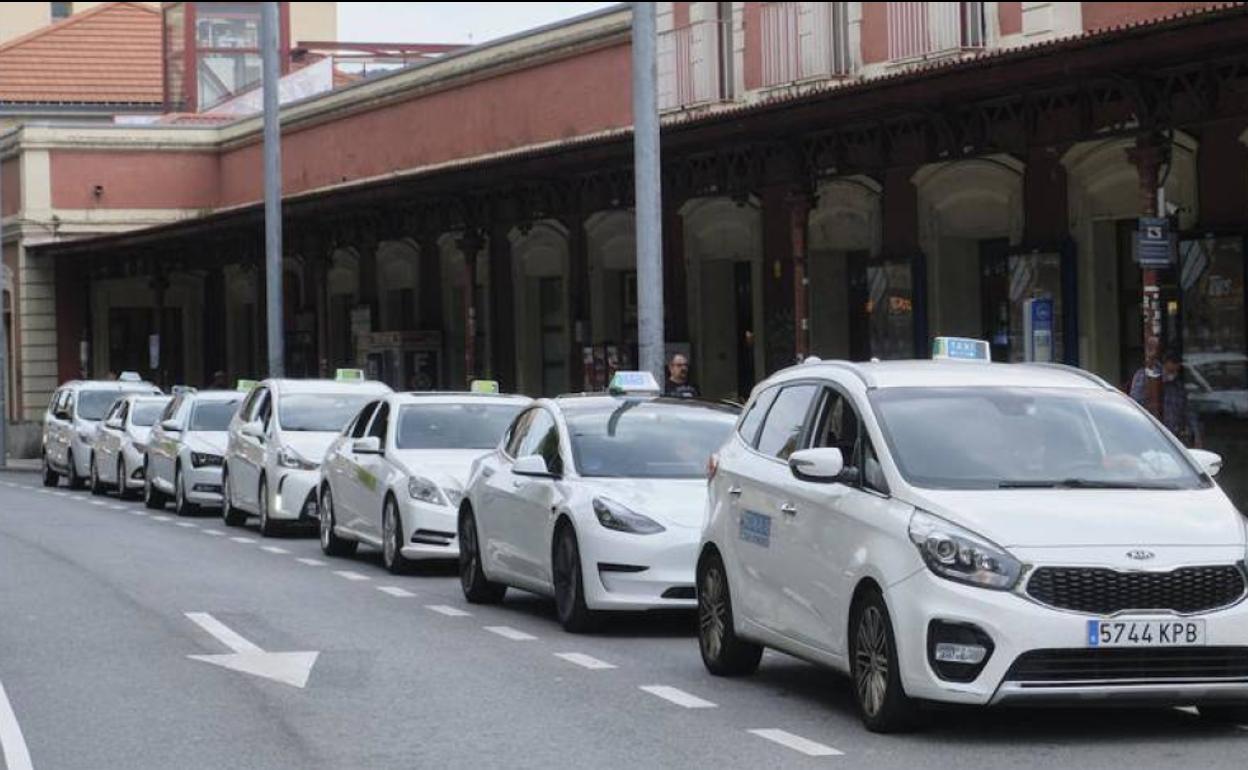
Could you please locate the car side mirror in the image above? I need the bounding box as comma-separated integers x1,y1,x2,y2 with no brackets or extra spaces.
105,418,124,431
789,447,856,484
161,420,181,433
1189,448,1223,478
241,421,266,442
352,436,382,455
513,454,558,478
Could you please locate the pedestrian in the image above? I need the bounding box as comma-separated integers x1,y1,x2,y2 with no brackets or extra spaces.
664,353,699,399
1130,344,1200,447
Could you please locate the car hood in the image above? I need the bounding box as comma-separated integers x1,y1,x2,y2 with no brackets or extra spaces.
186,431,228,455
907,487,1246,549
581,477,710,531
280,432,340,465
391,449,487,489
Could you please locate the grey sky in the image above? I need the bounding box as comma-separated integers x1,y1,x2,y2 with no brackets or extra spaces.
338,2,621,45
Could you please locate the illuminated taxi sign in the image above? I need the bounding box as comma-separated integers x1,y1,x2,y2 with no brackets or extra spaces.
335,368,366,383
236,379,258,392
469,379,500,394
932,337,991,362
608,371,661,396
118,371,142,382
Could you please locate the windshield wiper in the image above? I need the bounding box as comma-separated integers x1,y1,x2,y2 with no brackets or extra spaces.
997,479,1183,490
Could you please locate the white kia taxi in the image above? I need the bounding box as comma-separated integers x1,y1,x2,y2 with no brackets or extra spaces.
91,394,170,499
698,339,1248,732
42,375,162,489
318,384,530,573
458,372,739,632
222,373,392,536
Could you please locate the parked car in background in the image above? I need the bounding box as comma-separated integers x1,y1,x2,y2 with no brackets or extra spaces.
145,389,245,515
42,375,162,489
91,394,171,499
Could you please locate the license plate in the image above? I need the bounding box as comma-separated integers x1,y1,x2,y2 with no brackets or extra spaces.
1087,619,1206,648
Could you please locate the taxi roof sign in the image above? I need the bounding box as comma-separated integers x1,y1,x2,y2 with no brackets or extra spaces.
608,370,661,396
118,371,142,382
932,337,991,362
335,368,366,383
469,379,500,394
236,379,258,392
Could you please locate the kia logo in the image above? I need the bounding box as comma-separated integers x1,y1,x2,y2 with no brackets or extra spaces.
1126,550,1156,561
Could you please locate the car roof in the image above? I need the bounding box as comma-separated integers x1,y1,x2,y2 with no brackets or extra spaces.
551,394,741,415
388,392,531,407
190,390,247,402
66,381,160,392
127,395,171,403
770,359,1113,391
262,378,393,395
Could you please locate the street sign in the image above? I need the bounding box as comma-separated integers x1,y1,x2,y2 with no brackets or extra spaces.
1136,216,1174,267
1023,297,1054,363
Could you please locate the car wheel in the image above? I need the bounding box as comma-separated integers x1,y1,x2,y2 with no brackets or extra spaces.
382,496,415,575
89,454,105,496
66,451,85,490
258,477,279,537
221,467,247,527
849,588,920,733
458,507,505,604
552,524,600,633
318,485,356,557
143,459,166,509
41,453,59,487
1198,704,1248,724
175,466,199,517
117,458,136,501
697,551,763,676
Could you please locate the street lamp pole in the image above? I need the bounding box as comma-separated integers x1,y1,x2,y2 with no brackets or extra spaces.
0,137,8,469
631,2,665,385
261,1,285,378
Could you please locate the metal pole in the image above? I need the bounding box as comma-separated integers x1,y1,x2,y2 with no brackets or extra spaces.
631,2,665,384
262,2,284,378
0,141,8,468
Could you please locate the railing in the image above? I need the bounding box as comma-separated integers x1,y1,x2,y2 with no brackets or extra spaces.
658,19,726,111
761,1,852,87
887,2,985,62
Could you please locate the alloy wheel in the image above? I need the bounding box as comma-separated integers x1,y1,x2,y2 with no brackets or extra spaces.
319,489,333,550
383,501,397,568
699,565,727,662
855,605,890,718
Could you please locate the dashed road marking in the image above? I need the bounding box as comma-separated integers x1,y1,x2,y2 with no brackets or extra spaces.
333,570,369,581
377,586,415,598
201,529,225,537
260,546,290,554
554,652,616,670
748,729,843,757
296,558,326,567
426,605,471,617
89,500,107,507
230,536,257,544
484,626,536,641
152,515,172,522
639,685,716,709
0,678,34,770
175,522,198,528
110,505,127,511
128,510,146,517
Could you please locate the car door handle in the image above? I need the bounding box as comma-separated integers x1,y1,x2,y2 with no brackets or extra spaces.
779,502,797,516
727,486,743,497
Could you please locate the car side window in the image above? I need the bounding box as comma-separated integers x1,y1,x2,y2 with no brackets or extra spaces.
254,389,272,428
62,391,76,419
810,387,889,496
367,403,390,444
238,388,260,421
756,384,818,461
504,410,535,457
349,402,379,439
861,434,889,496
738,386,778,448
517,409,561,475
160,396,180,424
49,390,63,416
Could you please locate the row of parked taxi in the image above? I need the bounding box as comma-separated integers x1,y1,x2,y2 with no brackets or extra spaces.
38,339,1248,732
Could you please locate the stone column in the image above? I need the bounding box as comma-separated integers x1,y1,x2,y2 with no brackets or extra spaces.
1126,136,1170,421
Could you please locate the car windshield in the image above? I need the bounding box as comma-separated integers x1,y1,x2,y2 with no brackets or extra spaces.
278,393,377,432
565,400,738,478
130,402,168,427
396,403,525,450
869,387,1207,490
190,399,241,431
77,390,124,421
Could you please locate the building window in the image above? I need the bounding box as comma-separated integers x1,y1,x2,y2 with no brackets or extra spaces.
887,1,986,62
163,2,287,113
759,2,851,88
658,16,730,111
50,2,71,21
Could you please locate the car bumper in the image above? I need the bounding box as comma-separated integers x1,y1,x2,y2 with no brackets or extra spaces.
398,497,460,561
888,567,1248,707
579,525,699,612
183,464,224,506
271,469,320,522
122,445,147,490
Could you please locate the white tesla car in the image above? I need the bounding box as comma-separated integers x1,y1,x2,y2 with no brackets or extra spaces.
90,394,171,499
222,375,392,536
145,389,245,515
458,373,740,632
698,339,1248,732
318,390,530,572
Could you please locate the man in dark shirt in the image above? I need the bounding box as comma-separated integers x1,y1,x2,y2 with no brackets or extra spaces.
664,353,699,398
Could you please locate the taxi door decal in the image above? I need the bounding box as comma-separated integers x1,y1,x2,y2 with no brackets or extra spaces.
739,510,771,548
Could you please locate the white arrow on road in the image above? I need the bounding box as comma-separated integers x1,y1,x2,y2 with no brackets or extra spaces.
185,612,318,689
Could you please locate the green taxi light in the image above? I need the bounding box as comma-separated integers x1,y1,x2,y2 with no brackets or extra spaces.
335,369,366,383
236,379,258,392
470,379,500,394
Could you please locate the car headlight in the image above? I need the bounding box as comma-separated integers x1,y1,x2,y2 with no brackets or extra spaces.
277,446,318,471
592,497,665,535
191,451,223,468
408,475,448,506
908,510,1022,590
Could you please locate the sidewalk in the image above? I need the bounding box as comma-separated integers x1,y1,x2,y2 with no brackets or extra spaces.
0,458,40,474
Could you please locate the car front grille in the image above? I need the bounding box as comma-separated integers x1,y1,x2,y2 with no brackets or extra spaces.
1005,647,1248,684
1026,565,1246,615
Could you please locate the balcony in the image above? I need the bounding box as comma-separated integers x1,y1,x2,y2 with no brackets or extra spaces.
761,1,852,88
887,1,985,62
658,19,726,112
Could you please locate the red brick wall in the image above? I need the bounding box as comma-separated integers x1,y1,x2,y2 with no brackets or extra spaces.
999,2,1023,35
1082,2,1224,32
50,151,220,209
673,1,690,28
743,2,762,90
1,159,19,217
861,2,889,64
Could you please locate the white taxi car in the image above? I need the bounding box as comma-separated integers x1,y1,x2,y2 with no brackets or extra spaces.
145,389,245,515
42,376,162,489
698,338,1248,732
458,373,739,632
222,374,392,535
318,387,530,573
90,394,170,499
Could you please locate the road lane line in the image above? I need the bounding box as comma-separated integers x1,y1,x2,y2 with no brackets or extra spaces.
152,515,172,522
554,652,616,670
110,505,126,511
748,729,843,757
185,612,262,653
484,626,537,641
639,685,716,709
333,570,369,581
89,500,107,507
0,679,34,770
201,529,225,537
426,605,471,617
377,586,415,597
296,558,326,567
128,510,146,517
230,536,257,544
176,522,198,528
260,546,290,555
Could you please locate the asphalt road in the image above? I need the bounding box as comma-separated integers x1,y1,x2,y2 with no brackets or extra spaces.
0,470,1245,770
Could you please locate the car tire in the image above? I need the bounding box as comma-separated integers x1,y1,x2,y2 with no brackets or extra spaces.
221,467,247,527
89,454,106,496
41,453,59,487
1198,704,1248,724
66,451,85,490
382,496,415,575
552,524,601,634
458,507,505,604
257,477,280,537
697,550,763,676
849,588,920,734
318,485,357,557
174,466,199,517
143,460,166,510
117,458,137,501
